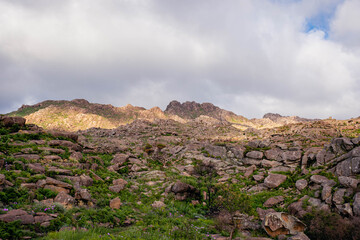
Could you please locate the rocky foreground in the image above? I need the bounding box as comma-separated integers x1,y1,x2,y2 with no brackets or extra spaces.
1,114,360,239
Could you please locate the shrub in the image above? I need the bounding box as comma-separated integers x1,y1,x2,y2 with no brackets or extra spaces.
302,210,360,240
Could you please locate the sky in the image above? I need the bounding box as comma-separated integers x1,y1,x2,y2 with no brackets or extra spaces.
0,0,360,119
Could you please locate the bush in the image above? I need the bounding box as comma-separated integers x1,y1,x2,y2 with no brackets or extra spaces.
302,210,360,240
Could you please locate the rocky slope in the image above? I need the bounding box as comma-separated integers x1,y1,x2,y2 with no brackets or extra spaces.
8,99,317,132
1,114,360,239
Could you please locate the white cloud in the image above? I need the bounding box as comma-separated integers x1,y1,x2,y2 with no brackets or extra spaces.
0,0,359,119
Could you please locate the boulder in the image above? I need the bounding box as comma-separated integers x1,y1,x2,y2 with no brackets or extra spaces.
295,179,308,191
75,189,92,201
48,140,82,151
27,163,45,174
0,116,26,127
264,196,284,208
281,151,302,161
353,192,360,216
246,151,263,159
262,212,306,238
316,149,335,166
338,176,359,189
69,152,83,162
261,160,281,168
330,137,354,154
332,188,346,205
14,154,40,161
171,181,199,200
111,153,129,165
321,185,332,204
265,148,283,161
110,197,122,209
0,209,34,224
310,175,329,184
264,174,287,188
80,174,93,187
54,192,75,206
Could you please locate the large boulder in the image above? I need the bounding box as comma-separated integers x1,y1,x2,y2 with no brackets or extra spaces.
171,181,199,200
264,174,287,188
246,151,264,159
110,197,122,209
0,116,26,127
54,192,75,207
0,209,34,224
262,212,306,238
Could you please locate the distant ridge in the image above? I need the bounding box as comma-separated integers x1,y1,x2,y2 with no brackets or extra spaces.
7,99,315,131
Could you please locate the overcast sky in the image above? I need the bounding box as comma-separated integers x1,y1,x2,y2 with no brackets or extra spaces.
1,0,360,119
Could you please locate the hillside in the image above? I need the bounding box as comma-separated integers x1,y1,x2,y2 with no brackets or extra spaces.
1,113,360,239
8,99,315,132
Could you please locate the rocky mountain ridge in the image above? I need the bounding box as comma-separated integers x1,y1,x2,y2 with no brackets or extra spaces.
8,99,316,132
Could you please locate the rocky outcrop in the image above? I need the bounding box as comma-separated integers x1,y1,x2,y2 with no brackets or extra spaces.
262,212,306,238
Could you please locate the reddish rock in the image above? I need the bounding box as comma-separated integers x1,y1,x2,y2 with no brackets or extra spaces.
14,154,40,161
264,196,284,208
246,151,264,159
264,174,287,188
262,212,306,238
20,183,37,190
111,153,129,165
109,185,125,193
48,140,82,151
80,174,93,186
151,201,166,208
54,192,75,206
45,177,72,189
44,185,69,194
0,209,34,224
110,197,122,209
310,175,329,184
39,147,66,155
0,116,26,127
69,152,83,162
75,189,92,201
27,163,45,174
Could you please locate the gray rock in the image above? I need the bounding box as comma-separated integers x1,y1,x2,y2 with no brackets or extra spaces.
281,151,302,161
295,179,308,191
69,152,83,162
54,192,75,206
264,196,284,207
246,151,264,159
310,175,329,184
316,149,335,166
265,148,284,161
308,198,321,207
264,174,287,188
261,160,281,168
338,176,359,188
321,185,332,204
353,192,360,216
110,153,129,165
332,188,346,205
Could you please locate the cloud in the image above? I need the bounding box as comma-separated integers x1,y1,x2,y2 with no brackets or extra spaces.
0,0,359,119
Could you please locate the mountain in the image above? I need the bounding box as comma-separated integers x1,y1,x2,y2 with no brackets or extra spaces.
8,99,315,132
